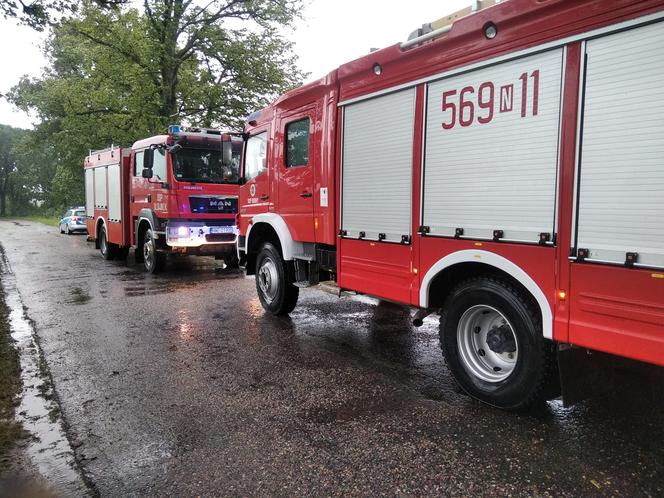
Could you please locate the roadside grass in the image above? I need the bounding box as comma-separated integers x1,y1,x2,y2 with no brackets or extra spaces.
0,278,24,470
0,215,60,227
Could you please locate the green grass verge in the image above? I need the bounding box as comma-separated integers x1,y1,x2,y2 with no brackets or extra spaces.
0,279,24,469
10,216,60,227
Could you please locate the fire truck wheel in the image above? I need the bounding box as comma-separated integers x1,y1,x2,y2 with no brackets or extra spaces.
255,242,299,315
99,225,116,260
143,229,166,273
439,276,558,411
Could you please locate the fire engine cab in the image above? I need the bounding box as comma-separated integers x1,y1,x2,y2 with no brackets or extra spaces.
234,0,664,409
85,126,241,272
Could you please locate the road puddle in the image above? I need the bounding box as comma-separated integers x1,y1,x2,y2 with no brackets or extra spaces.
0,249,89,496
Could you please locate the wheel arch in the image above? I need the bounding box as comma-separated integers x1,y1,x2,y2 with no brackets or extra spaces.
420,250,553,340
94,216,107,249
244,213,304,274
135,209,158,248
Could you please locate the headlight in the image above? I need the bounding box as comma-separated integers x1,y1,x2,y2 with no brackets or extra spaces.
177,226,189,237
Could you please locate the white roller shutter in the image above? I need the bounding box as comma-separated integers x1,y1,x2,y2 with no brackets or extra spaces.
576,21,664,268
107,163,122,222
423,49,564,242
94,167,107,209
85,168,94,216
341,88,415,242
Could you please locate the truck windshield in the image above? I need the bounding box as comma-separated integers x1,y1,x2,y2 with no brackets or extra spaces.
172,145,240,184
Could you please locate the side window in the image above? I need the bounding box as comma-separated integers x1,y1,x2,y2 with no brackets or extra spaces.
285,118,310,167
134,151,144,176
64,210,72,218
153,148,167,180
244,132,267,181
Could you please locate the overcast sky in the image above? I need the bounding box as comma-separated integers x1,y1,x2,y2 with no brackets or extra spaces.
0,0,470,129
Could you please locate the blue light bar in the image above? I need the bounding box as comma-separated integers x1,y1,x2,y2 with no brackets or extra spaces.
168,124,182,134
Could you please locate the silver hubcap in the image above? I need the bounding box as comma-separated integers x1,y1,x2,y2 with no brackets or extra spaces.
257,257,279,304
144,238,154,270
457,305,518,382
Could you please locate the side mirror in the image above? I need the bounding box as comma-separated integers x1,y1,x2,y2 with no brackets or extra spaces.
221,138,233,166
142,167,153,179
144,148,154,170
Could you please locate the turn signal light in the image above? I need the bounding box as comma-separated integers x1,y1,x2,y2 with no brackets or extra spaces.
557,290,567,301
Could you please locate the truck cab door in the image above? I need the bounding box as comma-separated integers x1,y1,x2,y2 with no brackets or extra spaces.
277,109,316,243
239,128,272,231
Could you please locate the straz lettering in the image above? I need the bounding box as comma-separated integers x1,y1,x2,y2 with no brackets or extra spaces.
441,69,540,129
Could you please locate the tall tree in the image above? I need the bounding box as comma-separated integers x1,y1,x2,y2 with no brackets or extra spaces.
9,0,306,211
0,124,26,216
0,0,126,30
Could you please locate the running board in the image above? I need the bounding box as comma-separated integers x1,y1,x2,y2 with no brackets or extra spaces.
317,281,355,297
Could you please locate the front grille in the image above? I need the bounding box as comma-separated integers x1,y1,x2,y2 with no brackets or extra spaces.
205,233,236,243
190,196,237,214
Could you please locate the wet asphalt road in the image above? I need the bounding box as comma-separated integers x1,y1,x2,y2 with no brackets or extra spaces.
1,220,664,497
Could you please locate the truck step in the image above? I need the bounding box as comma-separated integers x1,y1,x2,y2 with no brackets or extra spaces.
317,281,355,297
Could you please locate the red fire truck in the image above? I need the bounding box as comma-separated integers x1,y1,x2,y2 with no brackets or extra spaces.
234,0,664,409
85,126,241,273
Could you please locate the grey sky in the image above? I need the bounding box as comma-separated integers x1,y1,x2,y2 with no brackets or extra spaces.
0,0,469,129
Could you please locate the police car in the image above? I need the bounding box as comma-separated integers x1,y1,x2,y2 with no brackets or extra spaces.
59,207,87,234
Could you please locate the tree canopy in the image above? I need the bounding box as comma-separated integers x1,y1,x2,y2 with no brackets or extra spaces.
5,0,306,213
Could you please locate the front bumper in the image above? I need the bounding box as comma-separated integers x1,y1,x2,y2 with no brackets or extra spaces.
165,221,238,249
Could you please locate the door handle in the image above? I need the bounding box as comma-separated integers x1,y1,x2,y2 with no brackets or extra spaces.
300,191,313,198
260,194,269,201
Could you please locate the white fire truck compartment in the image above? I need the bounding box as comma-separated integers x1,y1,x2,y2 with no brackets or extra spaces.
85,168,94,217
423,49,564,242
107,162,122,222
94,166,107,209
341,88,416,242
575,21,664,268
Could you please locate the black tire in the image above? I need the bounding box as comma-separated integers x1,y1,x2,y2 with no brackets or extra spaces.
142,229,166,273
255,242,299,315
99,225,116,260
439,276,558,411
225,250,240,269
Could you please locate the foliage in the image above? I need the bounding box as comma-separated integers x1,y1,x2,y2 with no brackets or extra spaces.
7,0,306,212
0,0,125,30
0,124,27,216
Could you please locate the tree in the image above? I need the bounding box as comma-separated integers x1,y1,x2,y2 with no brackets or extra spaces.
0,0,126,30
0,124,26,216
8,0,306,211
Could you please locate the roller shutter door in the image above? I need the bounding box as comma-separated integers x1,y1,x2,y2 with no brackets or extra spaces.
94,166,107,209
107,163,122,222
341,88,415,242
576,21,664,268
85,168,94,216
423,49,564,242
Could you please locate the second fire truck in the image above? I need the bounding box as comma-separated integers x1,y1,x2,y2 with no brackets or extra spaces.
85,126,241,272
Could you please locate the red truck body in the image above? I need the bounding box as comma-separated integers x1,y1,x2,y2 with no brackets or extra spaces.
85,129,241,271
236,0,664,408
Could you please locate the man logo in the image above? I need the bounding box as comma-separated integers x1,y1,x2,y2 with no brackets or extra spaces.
250,184,256,197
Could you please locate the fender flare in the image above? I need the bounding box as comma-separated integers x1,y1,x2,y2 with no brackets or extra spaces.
136,209,158,242
245,213,303,261
419,250,553,339
95,216,107,239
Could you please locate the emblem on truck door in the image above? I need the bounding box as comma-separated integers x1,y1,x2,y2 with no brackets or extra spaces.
250,184,256,197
